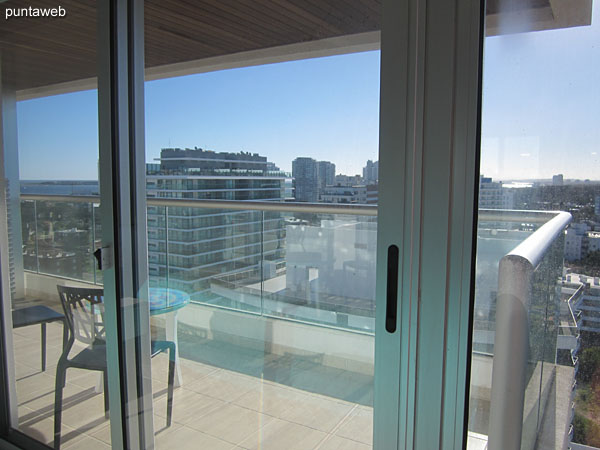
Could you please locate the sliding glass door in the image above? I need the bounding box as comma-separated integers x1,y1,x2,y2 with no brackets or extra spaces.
0,0,500,449
0,1,154,448
0,1,126,448
139,3,382,449
467,2,600,450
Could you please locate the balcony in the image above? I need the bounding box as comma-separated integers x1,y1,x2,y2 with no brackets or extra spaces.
14,195,575,449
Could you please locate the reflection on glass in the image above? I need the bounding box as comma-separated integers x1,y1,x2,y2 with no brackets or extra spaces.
148,207,376,449
468,1,600,449
144,51,379,446
3,0,111,446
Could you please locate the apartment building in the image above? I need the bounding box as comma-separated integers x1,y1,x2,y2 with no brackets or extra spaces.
146,148,288,302
363,160,379,184
479,175,515,210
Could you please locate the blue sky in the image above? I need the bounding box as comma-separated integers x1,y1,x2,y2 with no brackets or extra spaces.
16,2,600,181
480,4,600,181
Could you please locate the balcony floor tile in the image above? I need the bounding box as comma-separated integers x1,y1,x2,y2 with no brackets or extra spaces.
12,320,373,449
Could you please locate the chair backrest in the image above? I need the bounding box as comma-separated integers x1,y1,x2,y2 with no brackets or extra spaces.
57,285,104,346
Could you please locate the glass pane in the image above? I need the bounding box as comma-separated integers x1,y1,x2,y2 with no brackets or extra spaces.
262,212,377,334
142,3,380,447
29,200,95,282
467,2,600,449
0,1,113,447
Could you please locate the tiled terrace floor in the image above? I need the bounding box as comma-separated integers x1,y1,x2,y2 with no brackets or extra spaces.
12,321,373,450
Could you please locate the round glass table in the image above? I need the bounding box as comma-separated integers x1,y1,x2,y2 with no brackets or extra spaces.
149,288,190,387
91,288,191,393
149,287,190,315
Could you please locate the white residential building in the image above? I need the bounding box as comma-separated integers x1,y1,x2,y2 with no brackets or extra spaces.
334,174,363,187
320,184,367,204
564,223,600,261
478,175,515,210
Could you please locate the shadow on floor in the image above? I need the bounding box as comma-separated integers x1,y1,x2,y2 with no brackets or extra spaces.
173,323,374,407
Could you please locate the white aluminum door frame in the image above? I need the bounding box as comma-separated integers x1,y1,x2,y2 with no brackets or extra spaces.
97,0,153,448
374,0,483,448
0,1,153,449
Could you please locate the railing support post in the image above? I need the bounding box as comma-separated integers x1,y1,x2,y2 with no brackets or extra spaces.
489,255,533,450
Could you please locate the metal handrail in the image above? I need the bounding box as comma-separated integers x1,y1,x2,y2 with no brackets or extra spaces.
21,194,100,204
566,284,585,328
477,208,562,224
21,193,377,216
488,211,572,450
20,193,566,222
505,211,572,268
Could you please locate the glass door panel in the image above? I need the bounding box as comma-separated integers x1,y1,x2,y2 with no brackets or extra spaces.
141,3,381,448
0,1,117,447
468,2,599,449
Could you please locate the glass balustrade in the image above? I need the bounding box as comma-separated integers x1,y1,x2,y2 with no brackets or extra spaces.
20,198,575,449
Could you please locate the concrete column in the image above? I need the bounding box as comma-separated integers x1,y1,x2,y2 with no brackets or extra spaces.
0,54,20,427
0,58,24,301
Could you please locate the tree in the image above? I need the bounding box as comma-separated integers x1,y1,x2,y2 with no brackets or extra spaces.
573,412,591,444
579,347,600,384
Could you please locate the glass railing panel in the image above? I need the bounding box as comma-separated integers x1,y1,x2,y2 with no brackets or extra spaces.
20,200,37,272
472,226,532,354
22,200,96,283
521,232,564,450
469,213,573,450
469,224,532,435
148,206,266,315
261,211,377,334
142,202,377,447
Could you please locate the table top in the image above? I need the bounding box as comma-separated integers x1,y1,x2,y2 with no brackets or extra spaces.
12,305,65,328
149,288,190,316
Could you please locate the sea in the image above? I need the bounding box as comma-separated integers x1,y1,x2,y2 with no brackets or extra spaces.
20,180,100,196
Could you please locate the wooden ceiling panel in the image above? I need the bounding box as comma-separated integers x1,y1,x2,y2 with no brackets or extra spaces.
1,0,588,94
1,0,381,91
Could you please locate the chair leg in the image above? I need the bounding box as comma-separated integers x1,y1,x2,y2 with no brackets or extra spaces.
167,350,175,427
61,318,68,352
54,364,66,450
103,371,109,419
41,323,47,372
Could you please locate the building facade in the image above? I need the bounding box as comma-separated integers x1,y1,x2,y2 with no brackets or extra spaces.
553,174,564,186
478,175,515,210
147,148,289,303
564,223,600,261
334,174,363,187
317,161,336,192
292,157,319,202
320,184,367,204
363,160,379,184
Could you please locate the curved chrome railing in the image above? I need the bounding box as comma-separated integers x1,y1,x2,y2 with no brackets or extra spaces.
488,211,572,450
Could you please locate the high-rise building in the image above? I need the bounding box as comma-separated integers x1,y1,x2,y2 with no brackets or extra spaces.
363,160,379,184
292,158,336,202
292,157,319,202
266,161,280,172
478,175,515,209
320,185,367,204
335,174,363,187
553,174,564,186
317,161,336,191
146,147,289,302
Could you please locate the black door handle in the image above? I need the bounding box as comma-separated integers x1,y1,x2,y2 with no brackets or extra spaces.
93,248,102,270
386,245,399,333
